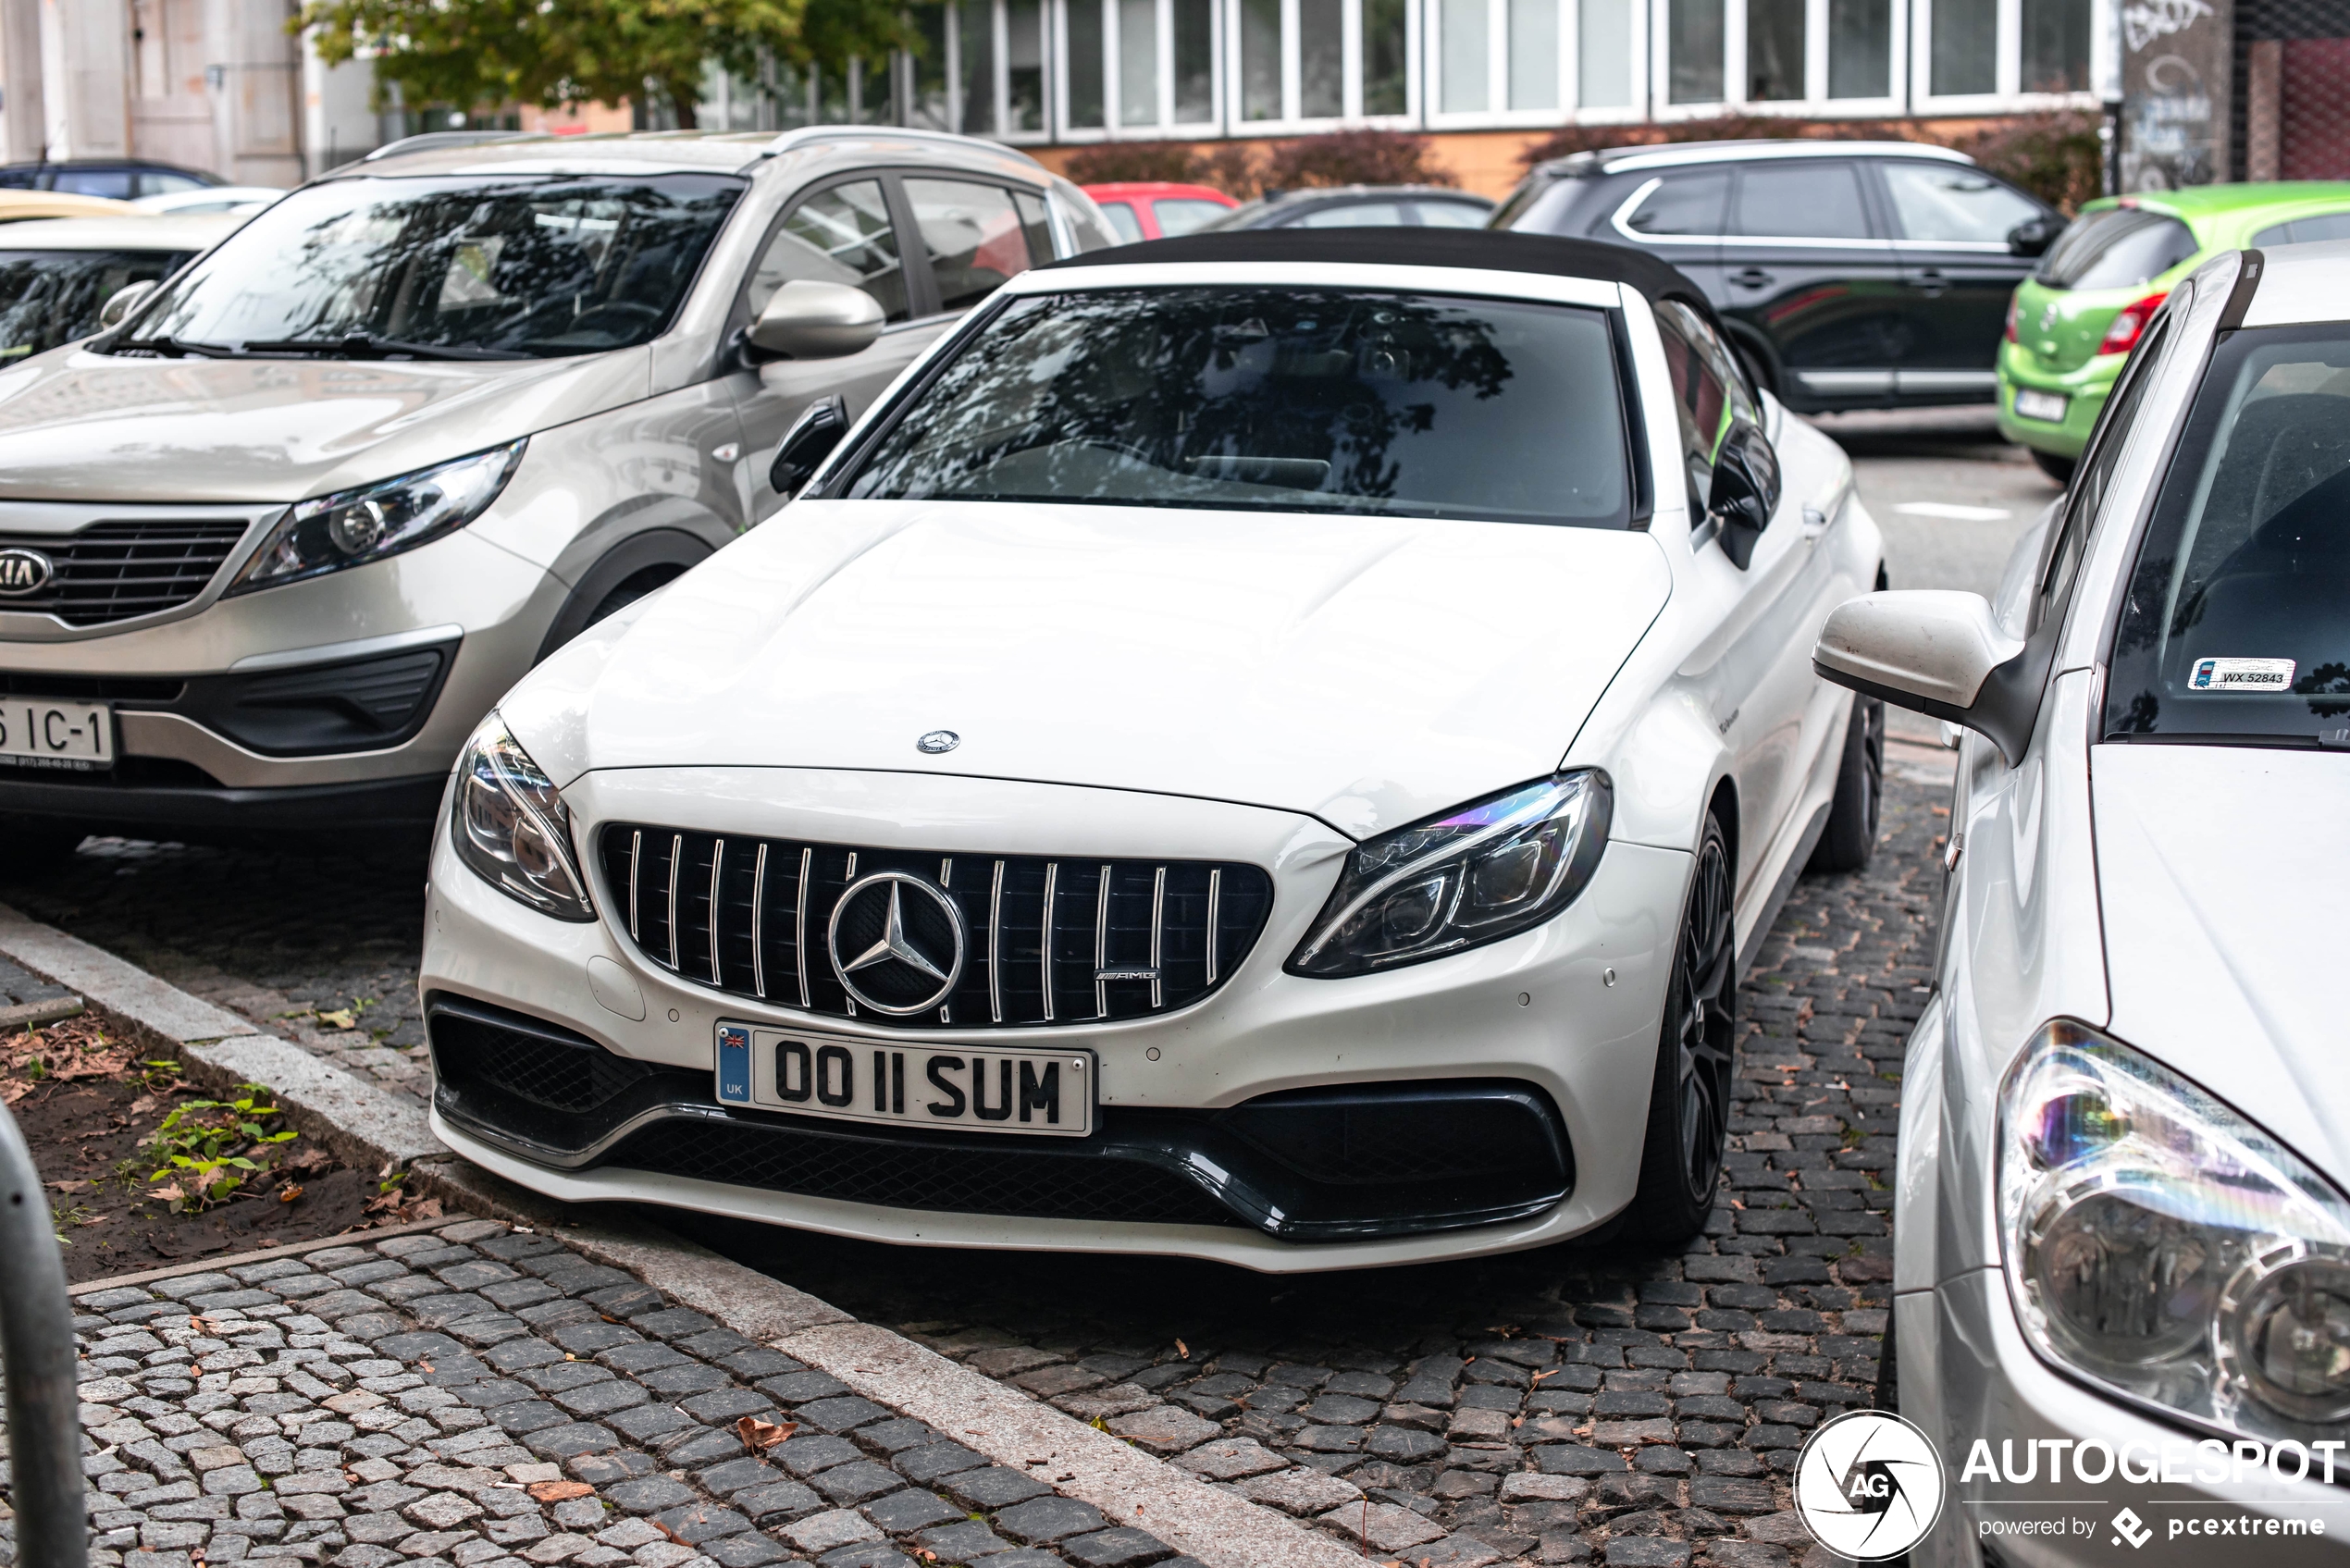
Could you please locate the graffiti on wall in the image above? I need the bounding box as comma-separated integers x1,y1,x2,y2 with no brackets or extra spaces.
2122,0,2230,187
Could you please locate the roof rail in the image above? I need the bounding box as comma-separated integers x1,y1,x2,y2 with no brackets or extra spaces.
363,130,545,162
759,124,1045,168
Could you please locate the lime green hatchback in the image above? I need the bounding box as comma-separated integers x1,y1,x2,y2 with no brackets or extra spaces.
1998,183,2350,480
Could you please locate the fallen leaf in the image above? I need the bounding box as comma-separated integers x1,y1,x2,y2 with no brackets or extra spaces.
128,1095,157,1117
48,1179,89,1193
649,1522,683,1545
153,1183,185,1204
1174,1338,1189,1359
736,1415,797,1451
315,1008,357,1031
411,1197,443,1219
288,1146,332,1175
526,1480,594,1503
1,1084,30,1105
278,1185,304,1204
189,1315,221,1334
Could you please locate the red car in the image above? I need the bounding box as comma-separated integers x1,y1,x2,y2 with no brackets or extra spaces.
1083,181,1238,243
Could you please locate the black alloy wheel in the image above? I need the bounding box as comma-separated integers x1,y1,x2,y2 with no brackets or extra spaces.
1628,815,1738,1241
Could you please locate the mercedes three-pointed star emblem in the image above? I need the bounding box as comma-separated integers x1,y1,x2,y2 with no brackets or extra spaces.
825,871,968,1016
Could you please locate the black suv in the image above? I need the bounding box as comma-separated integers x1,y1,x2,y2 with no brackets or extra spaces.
1493,141,2061,414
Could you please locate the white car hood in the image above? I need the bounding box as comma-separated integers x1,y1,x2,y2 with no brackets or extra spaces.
2096,743,2350,1186
513,499,1673,839
0,345,650,503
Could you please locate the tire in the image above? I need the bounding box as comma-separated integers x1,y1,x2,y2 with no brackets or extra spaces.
0,818,88,878
2029,447,2075,485
1809,695,1884,874
1627,814,1737,1243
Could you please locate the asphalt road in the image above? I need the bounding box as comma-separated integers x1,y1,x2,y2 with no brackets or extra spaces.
1812,405,2059,600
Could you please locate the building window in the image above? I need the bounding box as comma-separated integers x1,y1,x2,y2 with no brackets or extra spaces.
1827,0,1891,97
1929,0,1996,94
1068,0,1107,124
1923,0,2087,101
1366,0,1410,111
1581,0,1639,107
1227,0,1413,125
1747,0,1803,98
1436,0,1568,118
2020,0,2089,92
1667,0,1725,101
1008,0,1046,129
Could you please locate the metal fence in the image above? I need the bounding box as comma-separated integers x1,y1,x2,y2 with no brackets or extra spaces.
2234,0,2350,178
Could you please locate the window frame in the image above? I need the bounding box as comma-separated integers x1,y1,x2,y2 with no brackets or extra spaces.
1426,0,1575,126
1648,0,1908,117
1910,0,2107,115
1051,0,1229,140
1219,0,1423,132
729,170,944,348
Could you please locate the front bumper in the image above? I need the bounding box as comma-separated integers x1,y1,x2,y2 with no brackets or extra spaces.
1903,1267,2350,1566
1995,342,2116,460
0,526,568,833
419,764,1688,1271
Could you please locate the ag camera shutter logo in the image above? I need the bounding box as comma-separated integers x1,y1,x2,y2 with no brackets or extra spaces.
1792,1408,1947,1560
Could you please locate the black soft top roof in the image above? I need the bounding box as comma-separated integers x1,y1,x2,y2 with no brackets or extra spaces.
1040,228,1717,324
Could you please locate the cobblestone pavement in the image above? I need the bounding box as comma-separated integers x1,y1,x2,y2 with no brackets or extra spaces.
0,841,433,1102
67,1218,1207,1568
662,751,1960,1568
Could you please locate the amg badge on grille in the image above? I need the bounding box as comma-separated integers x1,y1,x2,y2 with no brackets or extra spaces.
0,547,53,596
917,730,959,754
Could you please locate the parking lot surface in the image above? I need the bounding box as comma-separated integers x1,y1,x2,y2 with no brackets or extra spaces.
5,416,2022,1566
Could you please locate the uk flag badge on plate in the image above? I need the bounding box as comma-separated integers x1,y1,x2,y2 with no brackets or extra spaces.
716,1024,752,1104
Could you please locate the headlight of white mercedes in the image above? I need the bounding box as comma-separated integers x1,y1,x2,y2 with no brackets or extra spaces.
1999,1019,2350,1438
228,441,524,595
1287,772,1611,978
450,714,594,922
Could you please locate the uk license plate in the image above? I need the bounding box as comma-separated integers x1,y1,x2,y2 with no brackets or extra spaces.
0,698,112,769
2013,389,2069,424
715,1023,1095,1137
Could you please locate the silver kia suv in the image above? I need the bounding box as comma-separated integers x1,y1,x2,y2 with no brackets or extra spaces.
0,127,1115,855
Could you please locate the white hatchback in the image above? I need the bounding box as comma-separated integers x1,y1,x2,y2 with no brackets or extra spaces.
420,229,1886,1270
1816,241,2350,1556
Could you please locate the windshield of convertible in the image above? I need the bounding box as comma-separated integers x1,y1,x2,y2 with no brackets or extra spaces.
107,172,743,360
843,287,1632,526
2107,323,2350,746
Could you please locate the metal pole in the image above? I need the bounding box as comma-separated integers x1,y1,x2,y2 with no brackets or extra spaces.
0,1100,85,1568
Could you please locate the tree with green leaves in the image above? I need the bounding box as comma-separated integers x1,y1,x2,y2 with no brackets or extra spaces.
302,0,918,130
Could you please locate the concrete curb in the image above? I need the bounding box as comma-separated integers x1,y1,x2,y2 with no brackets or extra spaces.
0,900,1368,1568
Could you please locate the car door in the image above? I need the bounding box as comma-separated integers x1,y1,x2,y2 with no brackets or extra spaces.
1718,158,1906,407
1872,157,2047,401
733,173,1058,518
1656,300,1847,902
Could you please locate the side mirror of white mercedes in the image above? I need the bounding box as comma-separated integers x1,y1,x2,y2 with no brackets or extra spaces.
1812,589,2027,762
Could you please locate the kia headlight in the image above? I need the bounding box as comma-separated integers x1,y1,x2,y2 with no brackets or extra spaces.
450,714,594,921
228,442,524,595
1288,772,1611,978
1999,1019,2350,1438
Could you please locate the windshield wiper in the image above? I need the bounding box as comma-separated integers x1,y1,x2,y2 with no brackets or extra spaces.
111,335,240,359
237,333,532,362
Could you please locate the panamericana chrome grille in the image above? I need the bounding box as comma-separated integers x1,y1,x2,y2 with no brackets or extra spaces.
598,824,1274,1030
0,519,250,626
